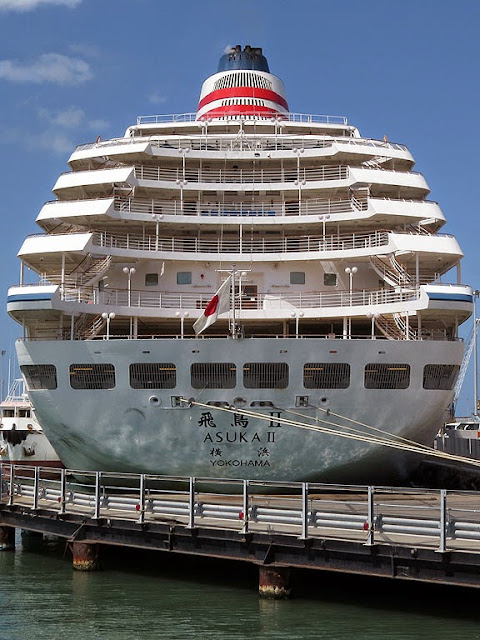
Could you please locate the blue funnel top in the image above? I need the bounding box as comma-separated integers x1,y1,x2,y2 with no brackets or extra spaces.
218,45,270,73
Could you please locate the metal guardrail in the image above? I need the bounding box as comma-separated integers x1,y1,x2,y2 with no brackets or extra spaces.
92,229,391,255
1,464,480,553
135,112,349,125
56,284,422,310
74,133,409,154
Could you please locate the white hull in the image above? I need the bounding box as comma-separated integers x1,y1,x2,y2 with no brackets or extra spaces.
17,337,461,483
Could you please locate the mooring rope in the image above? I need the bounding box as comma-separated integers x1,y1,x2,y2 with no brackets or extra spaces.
281,406,436,453
180,398,480,470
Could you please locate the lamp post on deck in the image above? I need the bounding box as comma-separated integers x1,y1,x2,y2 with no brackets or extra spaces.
367,312,379,339
176,311,189,339
344,267,358,304
291,310,304,339
123,267,136,307
318,214,330,243
151,213,163,251
102,312,115,340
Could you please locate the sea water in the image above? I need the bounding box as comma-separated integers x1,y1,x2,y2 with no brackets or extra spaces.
0,532,479,640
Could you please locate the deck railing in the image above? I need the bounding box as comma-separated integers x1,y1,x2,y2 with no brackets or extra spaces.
134,163,349,184
91,228,392,255
75,133,408,154
135,112,349,125
2,464,479,553
43,195,439,220
58,284,422,310
113,194,367,217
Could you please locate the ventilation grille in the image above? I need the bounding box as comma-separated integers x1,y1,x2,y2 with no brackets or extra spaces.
423,364,459,390
130,363,176,389
70,364,115,390
191,363,236,389
304,363,350,389
213,72,273,91
364,364,410,390
243,363,289,389
21,364,57,390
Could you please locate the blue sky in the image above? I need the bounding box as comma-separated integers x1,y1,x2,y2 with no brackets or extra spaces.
0,0,479,413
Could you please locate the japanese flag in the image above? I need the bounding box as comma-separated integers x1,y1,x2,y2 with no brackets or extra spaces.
193,276,231,335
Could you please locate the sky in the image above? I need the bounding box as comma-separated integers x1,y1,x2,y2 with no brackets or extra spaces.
0,0,479,413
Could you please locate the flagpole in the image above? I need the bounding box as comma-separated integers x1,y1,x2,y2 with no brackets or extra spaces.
231,264,236,339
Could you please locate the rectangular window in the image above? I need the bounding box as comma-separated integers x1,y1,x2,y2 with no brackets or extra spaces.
177,271,192,285
364,363,410,390
145,273,158,287
290,272,305,285
20,365,57,390
130,363,176,389
324,273,337,287
423,364,460,390
70,364,115,390
304,363,350,389
191,363,236,389
243,363,289,389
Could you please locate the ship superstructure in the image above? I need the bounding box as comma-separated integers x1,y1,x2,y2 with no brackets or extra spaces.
7,46,472,482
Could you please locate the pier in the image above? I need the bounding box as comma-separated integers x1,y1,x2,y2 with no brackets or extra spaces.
2,464,480,596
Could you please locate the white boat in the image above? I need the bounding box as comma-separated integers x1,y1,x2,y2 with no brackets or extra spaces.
0,378,62,468
6,44,472,483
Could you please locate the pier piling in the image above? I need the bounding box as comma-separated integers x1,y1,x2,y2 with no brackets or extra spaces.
259,566,292,599
0,525,15,551
72,541,100,571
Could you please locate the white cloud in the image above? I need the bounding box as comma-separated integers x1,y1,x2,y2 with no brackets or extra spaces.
37,106,109,134
38,106,85,128
0,0,81,11
27,131,74,154
87,118,109,131
0,53,92,85
148,91,167,105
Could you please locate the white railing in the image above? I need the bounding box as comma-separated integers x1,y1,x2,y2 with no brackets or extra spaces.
91,229,390,255
59,285,421,311
43,195,439,220
135,112,349,125
114,194,364,217
75,133,408,154
134,163,349,184
2,464,478,553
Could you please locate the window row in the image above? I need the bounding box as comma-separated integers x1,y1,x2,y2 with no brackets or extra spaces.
21,363,459,392
144,272,337,287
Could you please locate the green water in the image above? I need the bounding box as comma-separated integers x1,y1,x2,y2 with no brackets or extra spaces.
0,533,479,640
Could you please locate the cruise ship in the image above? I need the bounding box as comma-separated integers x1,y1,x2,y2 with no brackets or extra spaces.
7,45,472,483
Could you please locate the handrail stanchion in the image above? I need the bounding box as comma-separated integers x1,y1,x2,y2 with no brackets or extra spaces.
138,473,145,524
59,468,66,515
0,463,3,502
32,465,39,511
365,485,375,546
187,476,195,529
8,464,14,506
242,479,249,534
437,489,448,553
299,482,309,540
94,471,102,520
